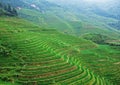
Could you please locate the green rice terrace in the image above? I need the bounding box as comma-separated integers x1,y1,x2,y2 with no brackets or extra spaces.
0,17,120,85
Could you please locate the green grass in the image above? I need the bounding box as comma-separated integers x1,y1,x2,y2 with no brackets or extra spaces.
0,17,119,85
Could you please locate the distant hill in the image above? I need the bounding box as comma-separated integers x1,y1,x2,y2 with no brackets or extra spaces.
0,0,119,38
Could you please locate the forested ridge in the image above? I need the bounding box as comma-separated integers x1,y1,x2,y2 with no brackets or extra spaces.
0,2,17,16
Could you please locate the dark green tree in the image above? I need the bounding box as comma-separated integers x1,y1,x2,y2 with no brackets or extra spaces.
0,2,18,16
0,2,3,8
12,8,18,16
7,4,12,13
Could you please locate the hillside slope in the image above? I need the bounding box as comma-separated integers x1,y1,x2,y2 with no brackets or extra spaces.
0,17,120,85
0,0,120,38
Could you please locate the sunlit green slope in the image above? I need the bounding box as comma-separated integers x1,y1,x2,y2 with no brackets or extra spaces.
0,17,118,85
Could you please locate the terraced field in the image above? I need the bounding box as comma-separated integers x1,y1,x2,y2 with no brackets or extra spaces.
0,17,119,85
0,31,109,84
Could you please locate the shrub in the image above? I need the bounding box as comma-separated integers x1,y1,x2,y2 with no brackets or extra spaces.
0,45,12,57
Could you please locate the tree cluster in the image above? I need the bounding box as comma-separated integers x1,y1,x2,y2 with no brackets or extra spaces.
0,2,18,16
0,45,12,57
